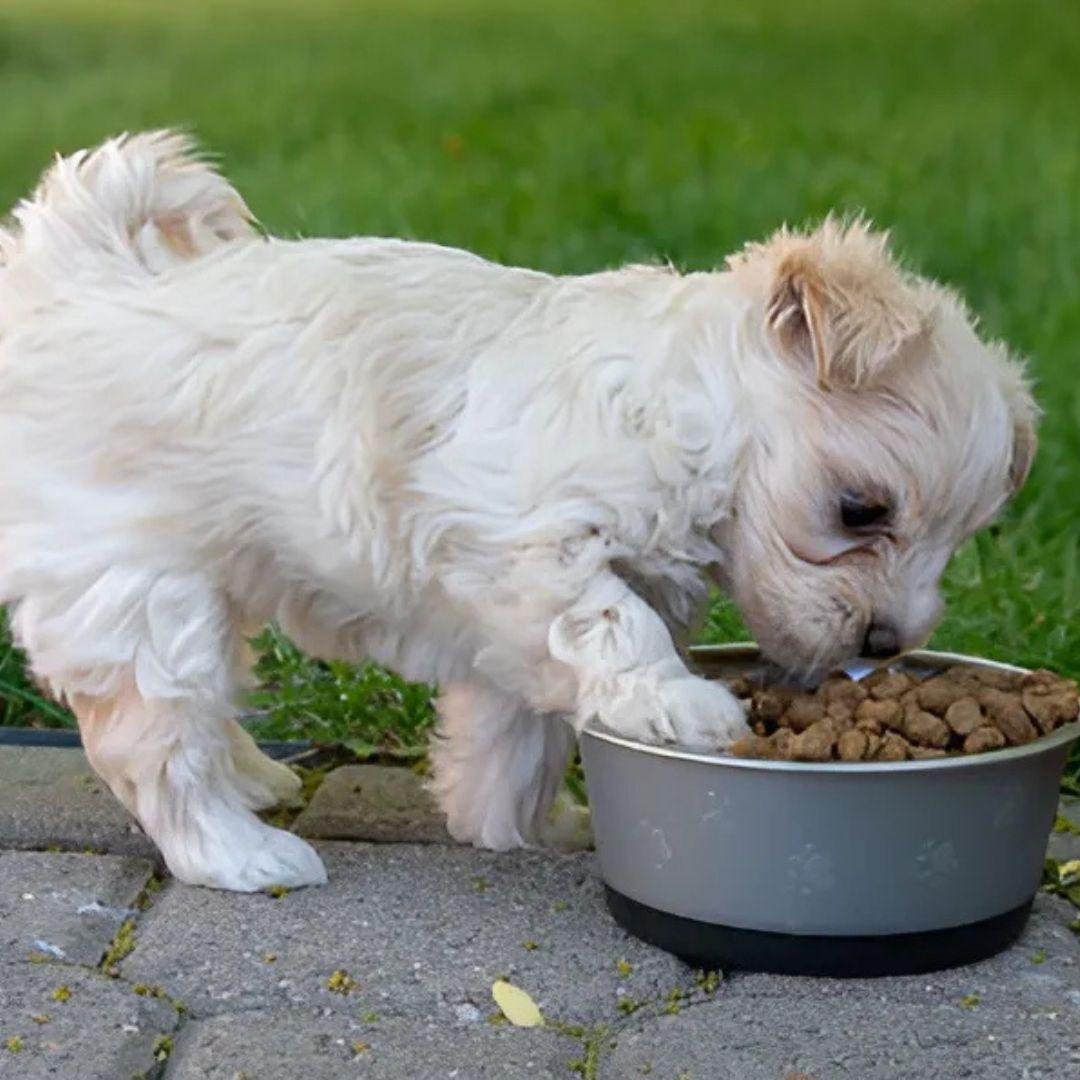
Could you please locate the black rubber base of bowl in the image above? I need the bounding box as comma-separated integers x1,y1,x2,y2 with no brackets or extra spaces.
605,886,1033,977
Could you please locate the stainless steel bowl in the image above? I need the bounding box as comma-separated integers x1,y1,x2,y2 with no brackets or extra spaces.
580,645,1080,976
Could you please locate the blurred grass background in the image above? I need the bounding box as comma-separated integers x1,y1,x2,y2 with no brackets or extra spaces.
0,0,1077,777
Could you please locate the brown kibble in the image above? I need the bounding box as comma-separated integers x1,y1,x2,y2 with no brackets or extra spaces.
979,688,1037,745
751,689,788,724
915,676,969,715
771,728,796,758
874,731,911,761
820,677,868,707
791,720,836,761
727,663,1070,763
868,671,913,700
728,676,754,699
826,700,855,726
784,697,826,733
1021,685,1078,735
963,726,1006,754
855,698,902,729
730,735,772,759
903,709,951,749
837,729,869,761
861,668,895,692
898,696,923,738
942,665,983,691
1020,669,1062,690
910,746,948,760
944,698,984,737
967,666,1022,690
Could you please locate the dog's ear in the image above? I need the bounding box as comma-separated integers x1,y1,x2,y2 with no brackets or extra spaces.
732,219,928,390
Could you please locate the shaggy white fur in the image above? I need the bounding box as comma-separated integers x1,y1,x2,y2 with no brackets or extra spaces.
0,132,1036,889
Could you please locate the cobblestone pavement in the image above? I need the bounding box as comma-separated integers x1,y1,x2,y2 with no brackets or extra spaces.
1,748,1077,1078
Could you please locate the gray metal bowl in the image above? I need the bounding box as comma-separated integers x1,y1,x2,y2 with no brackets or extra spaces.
580,645,1080,976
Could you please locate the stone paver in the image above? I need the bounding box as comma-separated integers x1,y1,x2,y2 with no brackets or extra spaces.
294,764,449,843
1048,795,1080,863
0,851,154,966
1,758,1079,1078
0,747,154,858
124,843,690,1026
0,962,178,1080
600,893,1080,1079
165,1008,572,1079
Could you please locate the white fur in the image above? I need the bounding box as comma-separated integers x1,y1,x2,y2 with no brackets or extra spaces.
0,132,1036,889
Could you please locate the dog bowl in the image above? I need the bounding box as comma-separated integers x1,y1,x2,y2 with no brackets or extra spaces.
580,645,1080,977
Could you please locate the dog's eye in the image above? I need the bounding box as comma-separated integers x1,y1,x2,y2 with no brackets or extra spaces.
840,494,890,530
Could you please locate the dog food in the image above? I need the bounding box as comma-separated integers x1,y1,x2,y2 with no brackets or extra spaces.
728,665,1077,762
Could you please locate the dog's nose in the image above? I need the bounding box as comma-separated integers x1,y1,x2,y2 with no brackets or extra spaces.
861,622,901,660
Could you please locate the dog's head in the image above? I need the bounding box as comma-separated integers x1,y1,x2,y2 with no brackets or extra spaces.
711,219,1037,677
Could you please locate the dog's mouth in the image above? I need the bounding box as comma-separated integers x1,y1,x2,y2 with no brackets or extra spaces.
748,654,886,691
751,630,884,686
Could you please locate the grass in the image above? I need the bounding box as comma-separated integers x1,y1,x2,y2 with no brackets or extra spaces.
0,0,1077,785
246,627,434,755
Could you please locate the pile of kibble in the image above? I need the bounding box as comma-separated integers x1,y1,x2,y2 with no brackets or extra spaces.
727,665,1078,762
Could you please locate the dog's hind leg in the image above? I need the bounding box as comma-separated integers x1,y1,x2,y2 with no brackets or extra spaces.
225,720,303,811
428,680,575,851
213,618,303,811
14,568,326,891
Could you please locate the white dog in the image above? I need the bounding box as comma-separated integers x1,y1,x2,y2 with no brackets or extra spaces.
0,133,1036,890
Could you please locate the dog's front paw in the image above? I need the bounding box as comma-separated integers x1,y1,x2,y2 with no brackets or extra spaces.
599,673,749,751
652,676,750,750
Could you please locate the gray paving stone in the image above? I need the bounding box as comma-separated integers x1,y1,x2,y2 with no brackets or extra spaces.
294,764,450,844
124,844,690,1025
0,851,154,966
1048,795,1080,863
0,961,178,1080
165,1007,573,1079
600,894,1080,1080
0,747,155,858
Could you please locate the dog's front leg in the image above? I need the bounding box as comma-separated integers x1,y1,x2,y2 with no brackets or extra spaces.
428,681,575,850
548,574,748,750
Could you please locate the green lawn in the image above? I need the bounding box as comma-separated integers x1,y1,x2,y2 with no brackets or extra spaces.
0,0,1078,781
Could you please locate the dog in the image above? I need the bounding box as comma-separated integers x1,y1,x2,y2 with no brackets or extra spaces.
0,132,1037,890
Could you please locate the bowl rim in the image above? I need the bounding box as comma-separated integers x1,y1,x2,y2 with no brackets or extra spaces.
581,643,1080,774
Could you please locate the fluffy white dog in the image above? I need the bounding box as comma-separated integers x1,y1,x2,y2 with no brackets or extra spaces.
0,132,1036,890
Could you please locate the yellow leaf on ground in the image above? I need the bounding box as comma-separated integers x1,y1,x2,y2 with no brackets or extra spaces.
491,979,544,1027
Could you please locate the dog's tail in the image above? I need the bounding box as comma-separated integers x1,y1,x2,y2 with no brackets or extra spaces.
0,130,257,277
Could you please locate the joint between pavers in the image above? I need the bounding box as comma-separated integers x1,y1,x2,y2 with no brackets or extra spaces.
95,953,192,1032
6,961,186,1080
559,1022,612,1079
580,987,725,1080
94,869,194,1028
603,964,725,1030
10,839,161,864
97,867,170,973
